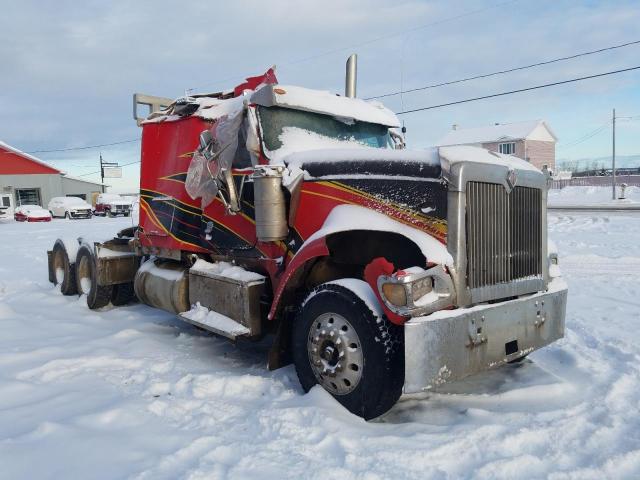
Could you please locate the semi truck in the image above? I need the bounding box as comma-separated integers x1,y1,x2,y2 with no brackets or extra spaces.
47,58,567,419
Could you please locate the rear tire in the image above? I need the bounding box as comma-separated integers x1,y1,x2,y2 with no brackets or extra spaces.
52,239,77,295
292,280,404,420
75,245,112,309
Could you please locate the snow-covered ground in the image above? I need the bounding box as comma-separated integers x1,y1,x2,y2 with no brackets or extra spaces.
549,185,640,206
1,214,639,479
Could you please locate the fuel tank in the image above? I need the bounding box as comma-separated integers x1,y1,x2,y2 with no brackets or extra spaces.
134,259,189,314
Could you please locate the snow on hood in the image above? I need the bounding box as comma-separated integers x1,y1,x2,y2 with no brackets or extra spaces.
280,144,440,169
251,84,400,128
439,145,540,173
16,205,50,216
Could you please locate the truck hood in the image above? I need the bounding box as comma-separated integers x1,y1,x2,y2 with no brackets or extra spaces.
107,200,131,207
282,147,442,180
281,145,543,182
439,145,546,191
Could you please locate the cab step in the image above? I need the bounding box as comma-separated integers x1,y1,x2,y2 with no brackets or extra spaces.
179,304,250,340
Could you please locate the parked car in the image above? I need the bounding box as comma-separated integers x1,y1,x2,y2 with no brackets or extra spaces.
48,197,93,219
14,205,52,222
93,193,132,217
0,205,8,220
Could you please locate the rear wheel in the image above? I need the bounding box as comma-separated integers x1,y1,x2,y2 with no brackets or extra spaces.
75,245,112,309
52,239,77,295
292,280,404,420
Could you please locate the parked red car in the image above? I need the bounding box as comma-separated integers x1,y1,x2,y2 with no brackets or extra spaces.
94,193,132,217
14,205,52,222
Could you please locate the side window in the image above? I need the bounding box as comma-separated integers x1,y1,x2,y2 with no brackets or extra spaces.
499,142,516,155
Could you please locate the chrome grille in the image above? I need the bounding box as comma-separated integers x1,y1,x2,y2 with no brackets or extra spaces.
466,181,542,290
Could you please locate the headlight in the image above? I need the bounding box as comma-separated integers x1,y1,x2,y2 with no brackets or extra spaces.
377,265,455,317
381,283,407,307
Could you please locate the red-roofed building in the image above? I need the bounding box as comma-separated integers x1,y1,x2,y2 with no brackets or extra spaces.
0,141,105,216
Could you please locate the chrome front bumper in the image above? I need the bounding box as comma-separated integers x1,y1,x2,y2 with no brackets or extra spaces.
403,277,568,393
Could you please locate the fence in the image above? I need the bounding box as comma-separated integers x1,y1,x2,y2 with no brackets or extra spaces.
551,174,640,189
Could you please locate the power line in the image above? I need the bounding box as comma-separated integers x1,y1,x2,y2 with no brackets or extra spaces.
188,0,520,91
367,39,640,100
76,160,140,177
26,139,140,154
557,122,610,150
397,65,640,115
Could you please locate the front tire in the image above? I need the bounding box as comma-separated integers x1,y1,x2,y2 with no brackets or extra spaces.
75,245,112,309
292,280,404,420
64,211,70,219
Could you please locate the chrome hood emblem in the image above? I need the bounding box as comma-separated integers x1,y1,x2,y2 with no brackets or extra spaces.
505,168,517,193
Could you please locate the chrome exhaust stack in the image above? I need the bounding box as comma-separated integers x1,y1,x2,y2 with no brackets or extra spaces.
345,54,357,98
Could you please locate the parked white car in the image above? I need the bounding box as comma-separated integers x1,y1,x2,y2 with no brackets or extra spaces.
48,197,93,219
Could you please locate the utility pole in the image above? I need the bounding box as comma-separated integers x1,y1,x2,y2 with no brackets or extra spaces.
99,154,118,194
612,108,616,200
99,153,105,193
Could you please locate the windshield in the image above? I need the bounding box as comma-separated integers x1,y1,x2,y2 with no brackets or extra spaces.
258,106,392,153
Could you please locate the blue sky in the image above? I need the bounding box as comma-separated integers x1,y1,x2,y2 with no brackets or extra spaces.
2,0,639,191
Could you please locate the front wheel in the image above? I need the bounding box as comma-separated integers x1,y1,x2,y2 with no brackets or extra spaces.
292,280,404,420
64,211,70,219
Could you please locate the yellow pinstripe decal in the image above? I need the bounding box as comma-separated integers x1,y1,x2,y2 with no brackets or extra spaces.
319,182,447,234
139,199,203,249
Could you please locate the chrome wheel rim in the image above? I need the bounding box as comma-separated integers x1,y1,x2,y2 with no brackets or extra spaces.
78,255,92,295
307,312,363,395
54,250,65,284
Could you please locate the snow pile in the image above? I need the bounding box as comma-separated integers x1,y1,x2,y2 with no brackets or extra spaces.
1,215,640,478
548,185,640,206
190,259,264,283
143,93,248,124
266,127,375,164
181,302,250,336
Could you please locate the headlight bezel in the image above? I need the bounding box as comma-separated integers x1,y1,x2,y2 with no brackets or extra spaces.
377,265,455,317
